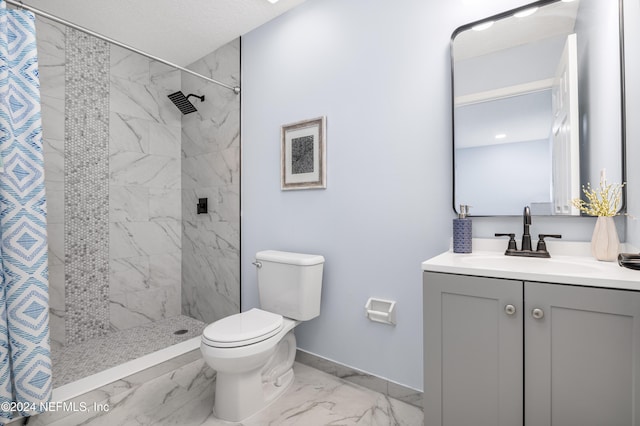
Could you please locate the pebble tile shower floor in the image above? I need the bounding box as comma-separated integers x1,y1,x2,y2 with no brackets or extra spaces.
52,315,206,388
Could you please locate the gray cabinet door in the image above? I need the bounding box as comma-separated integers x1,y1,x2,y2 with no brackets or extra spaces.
525,282,640,426
423,272,523,426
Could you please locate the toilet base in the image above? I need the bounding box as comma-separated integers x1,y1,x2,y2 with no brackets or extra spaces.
262,366,294,406
211,330,297,422
214,367,266,421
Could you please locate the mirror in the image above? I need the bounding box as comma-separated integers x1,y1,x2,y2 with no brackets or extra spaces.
452,0,625,216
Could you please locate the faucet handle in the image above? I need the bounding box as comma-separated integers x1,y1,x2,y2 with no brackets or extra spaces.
536,234,562,253
495,233,517,253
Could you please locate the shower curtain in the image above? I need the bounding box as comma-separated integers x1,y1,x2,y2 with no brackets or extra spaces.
0,0,51,423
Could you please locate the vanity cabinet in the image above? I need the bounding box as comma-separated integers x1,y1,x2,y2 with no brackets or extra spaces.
423,271,640,426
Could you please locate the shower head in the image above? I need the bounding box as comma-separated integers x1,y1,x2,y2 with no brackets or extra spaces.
167,91,205,115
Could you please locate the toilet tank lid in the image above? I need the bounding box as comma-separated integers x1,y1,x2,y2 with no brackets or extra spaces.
256,250,325,266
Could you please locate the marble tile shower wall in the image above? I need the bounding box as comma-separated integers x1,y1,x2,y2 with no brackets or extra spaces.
108,45,182,331
181,39,240,323
35,16,183,346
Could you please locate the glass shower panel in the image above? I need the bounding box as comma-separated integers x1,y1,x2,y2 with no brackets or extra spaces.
34,13,240,388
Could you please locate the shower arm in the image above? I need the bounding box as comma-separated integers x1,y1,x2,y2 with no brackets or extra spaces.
5,0,241,95
187,94,205,102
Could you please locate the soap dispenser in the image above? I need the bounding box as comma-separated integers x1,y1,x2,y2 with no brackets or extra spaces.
453,204,472,253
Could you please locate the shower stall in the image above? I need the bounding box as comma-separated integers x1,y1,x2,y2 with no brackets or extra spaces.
32,9,240,397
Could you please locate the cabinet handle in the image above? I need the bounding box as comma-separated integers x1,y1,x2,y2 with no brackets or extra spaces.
532,308,544,319
504,304,516,316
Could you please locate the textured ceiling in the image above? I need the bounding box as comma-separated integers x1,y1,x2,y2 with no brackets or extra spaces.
21,0,306,66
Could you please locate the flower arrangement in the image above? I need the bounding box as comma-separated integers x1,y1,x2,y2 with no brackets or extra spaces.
572,175,625,217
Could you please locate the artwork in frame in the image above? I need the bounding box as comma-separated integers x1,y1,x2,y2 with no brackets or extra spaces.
281,116,326,190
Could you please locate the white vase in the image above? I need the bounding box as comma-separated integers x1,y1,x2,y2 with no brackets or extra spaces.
591,216,619,261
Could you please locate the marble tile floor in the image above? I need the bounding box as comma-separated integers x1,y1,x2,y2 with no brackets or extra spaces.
29,362,423,425
191,363,424,426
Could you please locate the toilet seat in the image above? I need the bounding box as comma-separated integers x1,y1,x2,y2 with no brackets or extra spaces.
202,308,284,348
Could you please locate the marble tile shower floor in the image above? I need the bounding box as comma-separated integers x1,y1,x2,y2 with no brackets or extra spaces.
52,315,206,388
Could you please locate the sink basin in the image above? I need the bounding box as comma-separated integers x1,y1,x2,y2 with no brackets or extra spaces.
457,254,602,275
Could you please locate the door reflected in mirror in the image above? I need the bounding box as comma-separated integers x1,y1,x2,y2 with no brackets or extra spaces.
452,0,624,216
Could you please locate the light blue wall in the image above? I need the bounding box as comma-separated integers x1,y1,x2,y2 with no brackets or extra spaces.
625,0,640,248
241,0,636,390
575,0,624,190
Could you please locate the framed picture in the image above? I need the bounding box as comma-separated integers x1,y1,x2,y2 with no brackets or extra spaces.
281,116,326,190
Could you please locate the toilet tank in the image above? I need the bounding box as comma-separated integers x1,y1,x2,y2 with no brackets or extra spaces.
255,250,324,321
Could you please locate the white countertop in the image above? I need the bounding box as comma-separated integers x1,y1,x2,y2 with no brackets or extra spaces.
422,239,640,291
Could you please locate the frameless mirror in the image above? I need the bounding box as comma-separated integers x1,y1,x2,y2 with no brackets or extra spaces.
452,0,625,216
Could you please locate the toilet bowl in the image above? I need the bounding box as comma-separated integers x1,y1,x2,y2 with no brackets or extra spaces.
200,250,324,422
201,309,298,421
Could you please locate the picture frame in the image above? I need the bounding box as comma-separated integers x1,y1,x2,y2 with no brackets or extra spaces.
281,116,326,190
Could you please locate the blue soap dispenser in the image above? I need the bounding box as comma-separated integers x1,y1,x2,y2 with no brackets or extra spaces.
453,204,472,253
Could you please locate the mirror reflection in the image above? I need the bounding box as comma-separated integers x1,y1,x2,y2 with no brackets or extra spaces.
452,0,624,216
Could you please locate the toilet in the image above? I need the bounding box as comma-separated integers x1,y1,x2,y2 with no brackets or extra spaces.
200,250,325,422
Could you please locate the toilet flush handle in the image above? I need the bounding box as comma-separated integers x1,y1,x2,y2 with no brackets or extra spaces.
252,261,262,268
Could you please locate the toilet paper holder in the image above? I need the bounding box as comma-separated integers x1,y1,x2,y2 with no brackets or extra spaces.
364,297,396,325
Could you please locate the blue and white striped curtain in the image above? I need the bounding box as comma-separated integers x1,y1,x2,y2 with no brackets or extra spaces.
0,0,51,423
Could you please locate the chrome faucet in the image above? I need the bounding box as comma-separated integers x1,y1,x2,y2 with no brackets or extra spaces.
495,205,562,258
